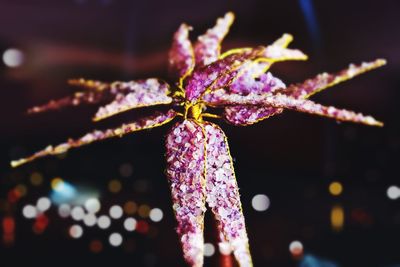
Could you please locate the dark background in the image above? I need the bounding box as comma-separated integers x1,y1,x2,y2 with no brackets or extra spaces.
0,0,399,266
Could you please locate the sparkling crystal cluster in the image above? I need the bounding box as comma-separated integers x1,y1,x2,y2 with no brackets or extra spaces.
12,12,385,267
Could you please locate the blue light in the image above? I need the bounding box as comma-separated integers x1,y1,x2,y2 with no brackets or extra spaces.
50,180,77,204
300,254,339,267
298,0,321,49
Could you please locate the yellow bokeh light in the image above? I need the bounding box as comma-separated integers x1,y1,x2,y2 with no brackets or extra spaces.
329,181,343,196
138,204,150,218
51,177,64,190
124,201,137,215
30,172,43,186
108,179,122,193
331,205,344,232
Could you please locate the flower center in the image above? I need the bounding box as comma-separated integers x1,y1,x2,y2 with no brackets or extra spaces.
185,103,204,121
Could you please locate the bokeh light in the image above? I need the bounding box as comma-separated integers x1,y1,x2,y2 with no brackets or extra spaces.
124,201,137,215
51,178,76,204
124,218,137,231
58,204,71,218
85,198,101,213
251,194,270,211
329,182,343,196
138,204,150,218
149,208,163,222
331,205,344,232
69,225,83,239
204,243,215,257
15,184,27,197
22,205,37,219
289,240,304,257
36,197,51,212
30,172,43,186
109,205,123,219
387,185,400,200
109,233,123,247
83,213,97,227
97,215,111,229
119,163,133,177
2,48,24,67
108,179,122,193
71,206,85,221
89,240,103,253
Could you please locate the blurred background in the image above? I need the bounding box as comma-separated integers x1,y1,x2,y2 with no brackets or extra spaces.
0,0,399,266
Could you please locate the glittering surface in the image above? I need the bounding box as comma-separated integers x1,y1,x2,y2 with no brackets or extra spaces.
11,110,176,167
194,12,234,67
184,48,262,102
168,23,195,80
280,59,387,98
165,120,206,267
12,11,386,267
203,122,252,266
27,79,111,114
204,59,385,126
224,106,283,126
205,89,383,126
94,79,172,121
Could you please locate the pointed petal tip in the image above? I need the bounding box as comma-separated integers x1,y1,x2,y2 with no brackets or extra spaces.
10,159,27,168
375,58,387,66
282,33,294,39
179,23,193,32
225,11,235,21
67,78,83,85
92,116,100,122
371,119,384,127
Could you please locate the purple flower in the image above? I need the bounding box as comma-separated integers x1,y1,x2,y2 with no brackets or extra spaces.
12,12,385,267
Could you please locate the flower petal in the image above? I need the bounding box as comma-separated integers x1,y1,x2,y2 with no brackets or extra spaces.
205,90,383,126
184,48,263,102
224,105,283,126
165,120,207,267
219,34,308,125
168,24,195,81
194,12,235,67
279,59,387,98
203,122,253,266
93,78,172,121
27,79,112,114
11,110,176,167
216,59,386,126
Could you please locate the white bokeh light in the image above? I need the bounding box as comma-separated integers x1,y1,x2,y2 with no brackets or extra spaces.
22,205,37,219
251,194,270,211
58,204,71,218
2,48,24,68
204,243,215,257
85,198,101,213
387,186,400,200
37,197,51,212
69,225,83,239
83,213,97,227
109,205,123,219
149,208,163,222
71,206,85,221
97,215,111,229
124,217,137,231
289,240,303,256
109,233,123,247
